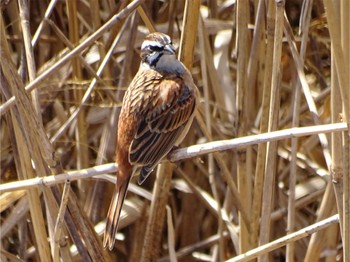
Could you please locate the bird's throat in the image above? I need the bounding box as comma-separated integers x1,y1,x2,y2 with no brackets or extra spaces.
145,54,185,76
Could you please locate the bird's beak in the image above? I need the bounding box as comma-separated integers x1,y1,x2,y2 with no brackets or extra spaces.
164,44,176,55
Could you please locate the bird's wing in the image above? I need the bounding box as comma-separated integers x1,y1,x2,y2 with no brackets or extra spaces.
127,71,196,183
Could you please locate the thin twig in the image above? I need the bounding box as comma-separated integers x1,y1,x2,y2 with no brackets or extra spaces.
226,214,339,262
0,123,347,194
169,123,347,162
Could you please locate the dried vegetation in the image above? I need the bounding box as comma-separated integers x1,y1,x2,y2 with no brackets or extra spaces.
0,0,349,261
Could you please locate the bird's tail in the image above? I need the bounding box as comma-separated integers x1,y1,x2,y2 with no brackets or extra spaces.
103,176,131,250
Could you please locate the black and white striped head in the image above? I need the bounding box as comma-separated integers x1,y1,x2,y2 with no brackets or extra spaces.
140,32,176,68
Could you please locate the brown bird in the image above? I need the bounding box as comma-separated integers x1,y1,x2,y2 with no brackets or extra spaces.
103,32,198,250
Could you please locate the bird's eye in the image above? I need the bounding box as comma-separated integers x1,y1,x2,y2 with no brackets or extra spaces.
148,45,163,52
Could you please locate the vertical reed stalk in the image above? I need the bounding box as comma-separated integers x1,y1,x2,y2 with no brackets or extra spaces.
259,1,284,261
340,1,350,261
141,0,200,260
66,0,89,173
236,0,251,254
286,1,313,260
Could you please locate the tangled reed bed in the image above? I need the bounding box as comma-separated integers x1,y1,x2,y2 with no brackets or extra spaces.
0,0,349,261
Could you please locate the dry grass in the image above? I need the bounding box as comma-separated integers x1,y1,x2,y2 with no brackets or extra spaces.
0,0,349,261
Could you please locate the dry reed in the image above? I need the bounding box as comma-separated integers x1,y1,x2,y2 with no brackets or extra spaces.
0,0,348,261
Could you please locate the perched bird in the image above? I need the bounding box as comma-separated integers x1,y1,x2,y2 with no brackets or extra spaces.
103,32,199,250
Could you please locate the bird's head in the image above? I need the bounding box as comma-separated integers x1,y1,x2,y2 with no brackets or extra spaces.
140,32,176,68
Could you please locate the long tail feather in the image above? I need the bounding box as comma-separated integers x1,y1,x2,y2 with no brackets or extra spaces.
103,177,131,250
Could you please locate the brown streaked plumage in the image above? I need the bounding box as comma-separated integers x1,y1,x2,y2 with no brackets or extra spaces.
103,32,198,250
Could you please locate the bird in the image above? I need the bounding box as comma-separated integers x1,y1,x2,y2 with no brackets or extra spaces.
103,32,199,250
